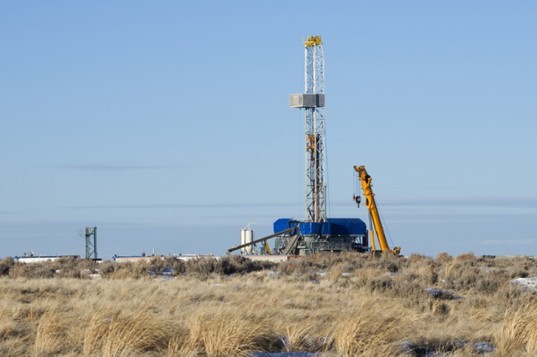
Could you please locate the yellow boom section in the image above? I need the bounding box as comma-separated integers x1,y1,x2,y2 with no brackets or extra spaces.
354,165,401,255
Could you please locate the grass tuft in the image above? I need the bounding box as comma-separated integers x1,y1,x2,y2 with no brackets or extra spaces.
495,301,537,356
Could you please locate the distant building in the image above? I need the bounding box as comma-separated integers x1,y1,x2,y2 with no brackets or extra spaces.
112,255,161,264
113,253,215,263
14,253,80,264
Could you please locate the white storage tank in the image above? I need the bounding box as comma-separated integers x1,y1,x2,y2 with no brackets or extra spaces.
240,229,246,248
240,225,254,254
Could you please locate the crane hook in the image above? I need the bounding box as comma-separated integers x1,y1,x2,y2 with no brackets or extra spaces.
353,195,361,207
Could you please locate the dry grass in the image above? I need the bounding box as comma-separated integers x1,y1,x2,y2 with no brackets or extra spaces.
495,301,537,356
0,253,536,356
330,296,408,356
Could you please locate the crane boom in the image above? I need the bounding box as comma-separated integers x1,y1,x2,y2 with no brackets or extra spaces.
354,165,401,255
227,227,295,254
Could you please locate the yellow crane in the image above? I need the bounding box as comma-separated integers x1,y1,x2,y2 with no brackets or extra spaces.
353,165,401,256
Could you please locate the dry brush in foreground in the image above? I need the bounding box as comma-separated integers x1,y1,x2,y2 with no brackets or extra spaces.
0,253,537,356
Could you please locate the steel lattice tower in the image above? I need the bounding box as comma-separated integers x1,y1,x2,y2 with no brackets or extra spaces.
290,36,327,223
84,226,97,260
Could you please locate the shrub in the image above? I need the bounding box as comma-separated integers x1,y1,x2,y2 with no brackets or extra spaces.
190,256,273,276
435,252,453,264
9,262,56,279
0,257,14,276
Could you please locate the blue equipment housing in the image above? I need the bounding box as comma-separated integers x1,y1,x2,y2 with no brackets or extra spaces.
273,218,369,254
274,218,366,236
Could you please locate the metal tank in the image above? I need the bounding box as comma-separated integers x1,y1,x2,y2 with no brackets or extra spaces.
240,229,246,248
240,225,255,254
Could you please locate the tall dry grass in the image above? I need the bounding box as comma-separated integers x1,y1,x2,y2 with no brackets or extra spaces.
0,253,536,355
495,301,537,356
330,297,408,356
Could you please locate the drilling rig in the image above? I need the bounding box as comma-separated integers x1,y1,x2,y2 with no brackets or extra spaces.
228,36,370,256
271,36,368,255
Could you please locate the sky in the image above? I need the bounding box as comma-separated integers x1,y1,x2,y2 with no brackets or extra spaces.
1,1,536,259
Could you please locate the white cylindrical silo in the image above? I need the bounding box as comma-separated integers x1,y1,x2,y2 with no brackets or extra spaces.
244,228,254,254
240,229,246,253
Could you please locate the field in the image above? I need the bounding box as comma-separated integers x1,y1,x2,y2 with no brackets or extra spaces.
1,253,537,356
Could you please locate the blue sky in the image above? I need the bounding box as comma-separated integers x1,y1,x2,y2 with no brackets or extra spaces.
1,1,536,259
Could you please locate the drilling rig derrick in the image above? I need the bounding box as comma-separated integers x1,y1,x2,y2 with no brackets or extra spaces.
234,36,370,257
272,36,368,256
290,36,327,223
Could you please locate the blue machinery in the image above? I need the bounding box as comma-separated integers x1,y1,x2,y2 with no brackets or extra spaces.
273,218,368,255
227,219,368,255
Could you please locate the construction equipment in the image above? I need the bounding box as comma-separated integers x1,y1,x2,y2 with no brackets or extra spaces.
354,165,401,256
263,241,272,255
